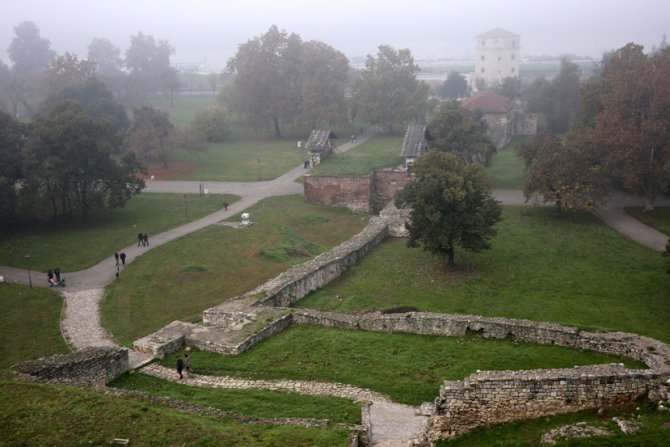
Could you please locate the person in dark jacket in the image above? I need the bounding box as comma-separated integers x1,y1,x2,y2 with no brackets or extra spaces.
176,356,184,379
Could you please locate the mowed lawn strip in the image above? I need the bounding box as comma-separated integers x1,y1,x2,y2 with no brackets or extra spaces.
309,135,404,176
0,377,349,447
111,373,360,425
0,284,69,367
158,326,643,406
625,207,670,236
0,193,237,272
487,135,529,189
297,206,670,342
103,195,369,345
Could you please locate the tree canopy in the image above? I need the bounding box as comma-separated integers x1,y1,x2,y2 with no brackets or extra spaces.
438,71,468,100
126,105,175,167
428,102,496,166
22,100,144,220
580,44,670,210
225,25,349,138
395,151,502,267
0,112,25,224
354,45,430,133
516,130,609,211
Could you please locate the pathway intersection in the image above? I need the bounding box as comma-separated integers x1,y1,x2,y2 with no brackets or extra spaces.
2,132,669,445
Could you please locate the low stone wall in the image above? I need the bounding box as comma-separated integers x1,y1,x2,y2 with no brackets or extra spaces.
134,321,189,357
427,365,662,441
13,347,129,386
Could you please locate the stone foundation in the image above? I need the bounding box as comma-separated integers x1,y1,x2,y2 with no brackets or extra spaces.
13,347,129,386
427,365,661,441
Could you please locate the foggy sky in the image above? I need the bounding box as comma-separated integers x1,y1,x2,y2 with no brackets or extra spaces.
1,0,668,70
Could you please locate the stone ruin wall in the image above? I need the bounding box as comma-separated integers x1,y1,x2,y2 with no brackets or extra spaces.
303,169,412,215
304,174,372,213
427,365,663,441
13,347,129,386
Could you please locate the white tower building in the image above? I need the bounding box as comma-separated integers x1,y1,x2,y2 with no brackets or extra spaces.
475,28,520,88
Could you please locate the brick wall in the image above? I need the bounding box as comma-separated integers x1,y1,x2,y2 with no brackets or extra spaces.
304,174,372,213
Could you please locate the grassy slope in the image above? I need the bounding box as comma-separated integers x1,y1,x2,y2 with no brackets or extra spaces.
111,373,360,425
157,326,642,406
297,206,670,342
487,135,529,189
0,193,236,272
0,284,69,367
309,135,404,176
0,376,348,447
103,196,369,345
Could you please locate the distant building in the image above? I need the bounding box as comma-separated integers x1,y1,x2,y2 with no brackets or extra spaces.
462,92,536,149
475,28,520,88
306,130,338,167
400,124,432,168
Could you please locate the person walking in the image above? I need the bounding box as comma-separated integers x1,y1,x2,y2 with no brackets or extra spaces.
176,356,184,379
114,252,119,265
47,269,54,286
137,232,143,247
54,268,61,283
184,352,192,376
143,233,149,246
119,252,126,266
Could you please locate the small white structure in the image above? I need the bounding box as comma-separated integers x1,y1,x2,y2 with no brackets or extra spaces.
239,212,254,228
475,28,520,88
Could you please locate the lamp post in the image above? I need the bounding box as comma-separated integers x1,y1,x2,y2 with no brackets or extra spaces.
183,194,189,219
24,254,32,288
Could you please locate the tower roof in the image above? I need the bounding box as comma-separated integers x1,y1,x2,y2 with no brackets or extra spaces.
477,28,519,39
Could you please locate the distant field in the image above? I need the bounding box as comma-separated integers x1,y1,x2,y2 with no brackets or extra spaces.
296,206,670,342
149,94,218,127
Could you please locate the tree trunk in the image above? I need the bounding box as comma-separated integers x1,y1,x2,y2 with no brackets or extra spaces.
446,246,455,267
271,114,282,139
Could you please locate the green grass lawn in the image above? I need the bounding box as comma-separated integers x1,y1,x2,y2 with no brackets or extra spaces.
309,135,404,176
0,284,69,367
111,373,360,425
487,136,529,189
0,376,349,446
0,193,237,272
296,206,670,342
625,207,670,236
157,326,641,406
149,94,218,127
103,196,369,345
437,400,670,446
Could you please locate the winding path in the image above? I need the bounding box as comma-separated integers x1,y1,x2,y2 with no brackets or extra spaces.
2,132,669,446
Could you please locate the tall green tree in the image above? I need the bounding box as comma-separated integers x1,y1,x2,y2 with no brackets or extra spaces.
428,102,496,166
516,130,609,211
226,25,303,138
395,151,502,267
354,45,429,133
126,105,175,167
0,111,25,225
124,32,178,104
191,107,230,142
23,100,144,220
5,21,55,117
44,53,97,96
438,71,468,100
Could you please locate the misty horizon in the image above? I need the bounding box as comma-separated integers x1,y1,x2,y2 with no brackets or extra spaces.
1,0,669,72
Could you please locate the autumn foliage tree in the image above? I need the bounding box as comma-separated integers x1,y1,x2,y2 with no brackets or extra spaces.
395,151,502,267
581,44,670,210
516,130,609,211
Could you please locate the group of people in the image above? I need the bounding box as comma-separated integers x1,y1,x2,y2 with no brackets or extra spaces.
176,351,192,379
137,232,150,247
47,268,65,287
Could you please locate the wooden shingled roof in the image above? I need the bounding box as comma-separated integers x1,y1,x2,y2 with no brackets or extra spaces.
306,130,337,152
401,124,432,157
